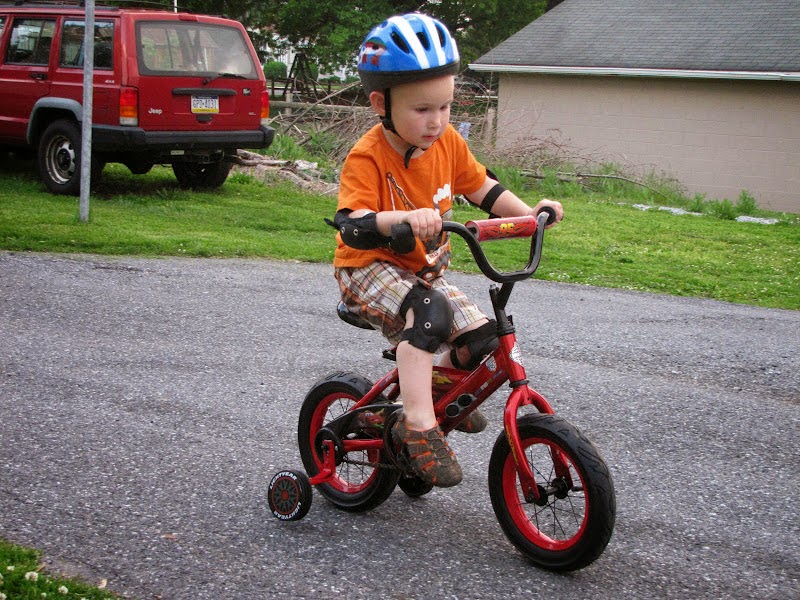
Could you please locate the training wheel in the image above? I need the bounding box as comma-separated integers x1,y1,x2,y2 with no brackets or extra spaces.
267,469,313,521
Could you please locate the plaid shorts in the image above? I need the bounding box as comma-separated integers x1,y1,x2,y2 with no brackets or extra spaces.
335,262,487,346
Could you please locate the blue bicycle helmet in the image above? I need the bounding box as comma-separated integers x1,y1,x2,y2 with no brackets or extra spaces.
358,13,460,95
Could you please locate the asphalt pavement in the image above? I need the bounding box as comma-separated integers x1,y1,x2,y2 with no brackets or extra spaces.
0,251,798,599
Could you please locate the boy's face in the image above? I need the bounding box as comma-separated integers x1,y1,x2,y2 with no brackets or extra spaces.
373,75,455,151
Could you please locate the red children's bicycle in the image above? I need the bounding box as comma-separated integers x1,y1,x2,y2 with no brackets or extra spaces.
267,210,616,571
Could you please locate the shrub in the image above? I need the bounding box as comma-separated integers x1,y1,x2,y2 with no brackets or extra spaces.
267,134,308,161
736,190,758,215
263,60,287,81
708,198,738,220
688,193,707,213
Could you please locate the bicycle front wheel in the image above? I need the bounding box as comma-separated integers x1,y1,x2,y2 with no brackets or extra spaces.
488,413,616,571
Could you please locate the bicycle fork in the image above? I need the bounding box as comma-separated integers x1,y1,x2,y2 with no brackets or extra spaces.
499,331,575,504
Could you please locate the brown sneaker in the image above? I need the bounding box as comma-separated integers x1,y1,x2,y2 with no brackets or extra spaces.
392,413,463,487
454,408,488,433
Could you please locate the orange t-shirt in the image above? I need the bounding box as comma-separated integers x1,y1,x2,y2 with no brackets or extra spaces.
334,123,486,281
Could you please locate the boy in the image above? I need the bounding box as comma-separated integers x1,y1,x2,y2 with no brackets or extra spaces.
331,13,563,487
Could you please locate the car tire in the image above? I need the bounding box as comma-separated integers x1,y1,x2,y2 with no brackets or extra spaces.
172,160,231,190
124,157,155,175
37,119,103,195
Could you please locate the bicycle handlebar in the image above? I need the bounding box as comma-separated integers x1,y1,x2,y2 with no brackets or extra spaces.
391,207,555,284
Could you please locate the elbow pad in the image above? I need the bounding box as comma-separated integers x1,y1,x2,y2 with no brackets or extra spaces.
331,210,392,250
479,183,506,218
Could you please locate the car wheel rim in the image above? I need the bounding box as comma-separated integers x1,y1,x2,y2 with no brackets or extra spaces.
48,136,76,184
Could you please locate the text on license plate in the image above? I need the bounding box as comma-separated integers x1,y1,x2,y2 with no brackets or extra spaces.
191,96,219,113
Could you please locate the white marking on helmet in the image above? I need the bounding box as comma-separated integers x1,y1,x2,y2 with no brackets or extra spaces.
420,15,447,66
388,15,430,69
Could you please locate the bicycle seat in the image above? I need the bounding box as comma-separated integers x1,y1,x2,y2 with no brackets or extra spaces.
337,302,376,330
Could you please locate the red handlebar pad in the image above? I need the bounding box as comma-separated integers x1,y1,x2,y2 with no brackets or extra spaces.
464,216,538,242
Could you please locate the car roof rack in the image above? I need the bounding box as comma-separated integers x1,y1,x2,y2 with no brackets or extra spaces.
1,1,88,6
2,1,146,7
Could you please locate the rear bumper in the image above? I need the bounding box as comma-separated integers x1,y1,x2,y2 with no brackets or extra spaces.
92,124,275,152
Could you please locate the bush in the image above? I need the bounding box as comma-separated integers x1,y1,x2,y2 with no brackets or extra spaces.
736,190,758,215
708,198,738,220
263,60,287,81
266,134,308,161
688,193,707,213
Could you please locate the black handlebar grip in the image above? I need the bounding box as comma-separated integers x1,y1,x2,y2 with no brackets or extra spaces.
538,206,558,226
390,223,416,255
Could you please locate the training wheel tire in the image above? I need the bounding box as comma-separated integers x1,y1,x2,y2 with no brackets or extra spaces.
267,469,313,521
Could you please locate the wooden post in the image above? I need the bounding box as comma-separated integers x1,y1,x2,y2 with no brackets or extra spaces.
484,107,496,148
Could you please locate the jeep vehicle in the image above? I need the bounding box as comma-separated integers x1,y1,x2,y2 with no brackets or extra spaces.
0,1,274,194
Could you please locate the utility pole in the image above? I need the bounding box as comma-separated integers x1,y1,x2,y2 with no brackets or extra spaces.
79,0,95,222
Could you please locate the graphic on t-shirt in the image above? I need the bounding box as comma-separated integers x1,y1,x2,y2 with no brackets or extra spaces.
386,171,453,280
434,183,451,208
386,172,416,211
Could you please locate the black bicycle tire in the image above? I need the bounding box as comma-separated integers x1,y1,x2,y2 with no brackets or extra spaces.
298,371,400,512
488,413,616,571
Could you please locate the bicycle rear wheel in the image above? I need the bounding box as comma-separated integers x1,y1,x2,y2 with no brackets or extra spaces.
488,413,615,571
298,372,400,512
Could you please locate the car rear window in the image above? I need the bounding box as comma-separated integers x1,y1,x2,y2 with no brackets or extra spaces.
59,20,114,69
137,21,256,77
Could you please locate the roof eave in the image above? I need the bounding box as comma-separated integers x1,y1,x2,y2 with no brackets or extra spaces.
468,64,800,82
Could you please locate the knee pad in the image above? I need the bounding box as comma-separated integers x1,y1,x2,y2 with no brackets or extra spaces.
399,284,453,353
450,320,499,370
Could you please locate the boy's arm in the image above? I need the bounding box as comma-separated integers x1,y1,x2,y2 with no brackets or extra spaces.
465,176,564,225
347,207,442,241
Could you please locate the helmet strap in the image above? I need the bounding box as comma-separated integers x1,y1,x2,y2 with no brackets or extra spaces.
380,88,420,169
380,88,397,134
403,145,418,169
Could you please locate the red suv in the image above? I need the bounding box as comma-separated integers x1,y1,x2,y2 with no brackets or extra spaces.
0,2,274,194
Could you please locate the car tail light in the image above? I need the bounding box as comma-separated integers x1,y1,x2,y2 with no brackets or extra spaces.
119,86,139,126
260,90,270,127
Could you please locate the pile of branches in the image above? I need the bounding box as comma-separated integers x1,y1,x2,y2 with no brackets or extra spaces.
260,79,672,198
231,151,339,196
268,79,498,166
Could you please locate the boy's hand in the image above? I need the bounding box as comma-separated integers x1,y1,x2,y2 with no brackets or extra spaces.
403,208,442,241
531,199,564,227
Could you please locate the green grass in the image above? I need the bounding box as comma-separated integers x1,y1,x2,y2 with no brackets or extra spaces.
0,538,119,599
1,157,798,310
0,162,335,261
512,199,799,308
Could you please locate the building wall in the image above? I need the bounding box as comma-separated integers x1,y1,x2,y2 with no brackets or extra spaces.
496,74,800,213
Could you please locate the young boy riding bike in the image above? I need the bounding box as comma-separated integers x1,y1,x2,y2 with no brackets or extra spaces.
331,13,563,488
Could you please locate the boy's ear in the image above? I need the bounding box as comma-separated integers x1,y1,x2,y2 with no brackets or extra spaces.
369,91,386,116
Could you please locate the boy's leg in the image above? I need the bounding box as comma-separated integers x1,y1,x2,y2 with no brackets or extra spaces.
435,318,497,434
393,308,463,487
436,318,491,369
395,337,437,430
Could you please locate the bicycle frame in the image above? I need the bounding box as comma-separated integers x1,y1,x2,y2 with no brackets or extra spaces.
310,211,573,504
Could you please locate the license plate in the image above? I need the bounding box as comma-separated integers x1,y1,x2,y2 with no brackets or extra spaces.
191,95,219,113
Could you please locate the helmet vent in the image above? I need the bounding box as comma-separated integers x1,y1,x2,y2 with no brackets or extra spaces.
435,23,447,47
416,31,430,50
391,31,411,54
